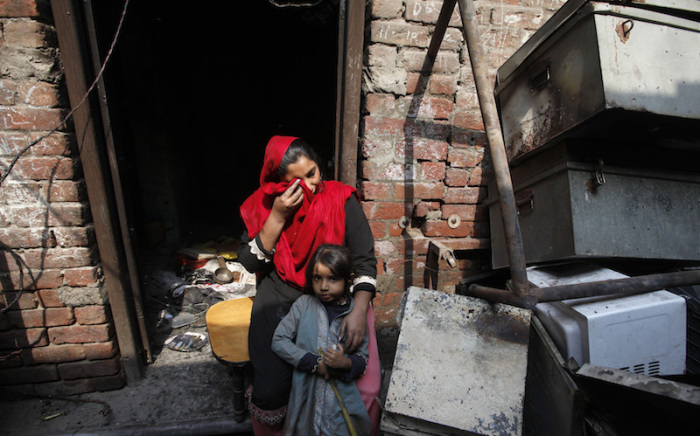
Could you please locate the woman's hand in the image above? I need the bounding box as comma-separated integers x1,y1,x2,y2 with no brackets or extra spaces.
271,179,303,221
324,345,351,370
339,298,369,354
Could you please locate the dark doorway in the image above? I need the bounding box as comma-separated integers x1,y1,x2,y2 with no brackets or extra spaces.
92,1,340,248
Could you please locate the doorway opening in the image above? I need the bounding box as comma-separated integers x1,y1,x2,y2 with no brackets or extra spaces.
90,0,341,356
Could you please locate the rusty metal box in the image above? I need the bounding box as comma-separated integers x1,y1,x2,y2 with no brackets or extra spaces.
495,0,700,163
488,142,700,269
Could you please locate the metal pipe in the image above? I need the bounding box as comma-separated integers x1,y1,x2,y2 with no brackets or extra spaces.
467,269,700,309
457,0,530,296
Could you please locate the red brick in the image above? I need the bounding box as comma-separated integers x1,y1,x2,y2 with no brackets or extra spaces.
422,220,474,237
3,269,63,290
359,181,393,201
28,131,73,156
364,93,398,116
49,324,112,344
372,0,403,19
0,204,88,227
441,204,478,221
375,240,397,257
370,21,431,48
0,131,28,155
445,168,469,186
0,349,23,368
448,148,484,168
64,267,99,287
408,96,452,120
420,161,446,181
0,227,51,248
37,289,64,308
46,180,84,203
364,116,411,138
74,305,110,325
1,247,94,271
394,182,444,200
396,138,448,161
17,80,61,106
428,74,458,96
0,291,38,309
406,73,427,94
413,201,440,218
6,156,76,180
6,307,73,328
21,343,85,364
0,0,49,18
453,110,485,131
397,236,431,256
83,340,118,360
362,201,408,220
444,186,482,204
405,0,461,25
468,167,485,186
361,161,410,181
0,79,17,105
58,355,120,380
369,221,387,239
0,107,67,130
388,222,404,237
0,327,48,350
0,364,58,385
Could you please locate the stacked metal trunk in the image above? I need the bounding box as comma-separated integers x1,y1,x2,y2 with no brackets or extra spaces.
489,0,700,269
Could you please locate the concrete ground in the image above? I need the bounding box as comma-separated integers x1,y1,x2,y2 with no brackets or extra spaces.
1,319,254,436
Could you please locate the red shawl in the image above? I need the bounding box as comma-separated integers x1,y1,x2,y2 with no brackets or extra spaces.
240,136,356,289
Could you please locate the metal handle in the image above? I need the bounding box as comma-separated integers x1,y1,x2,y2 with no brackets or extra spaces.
530,64,551,91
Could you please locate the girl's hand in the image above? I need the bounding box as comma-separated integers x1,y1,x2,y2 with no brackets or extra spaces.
316,360,329,379
271,179,303,221
339,304,368,354
324,345,351,370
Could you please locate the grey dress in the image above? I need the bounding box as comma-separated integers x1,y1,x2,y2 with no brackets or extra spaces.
272,294,371,436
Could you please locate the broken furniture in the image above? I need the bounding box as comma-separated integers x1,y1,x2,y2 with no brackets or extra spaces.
206,297,254,423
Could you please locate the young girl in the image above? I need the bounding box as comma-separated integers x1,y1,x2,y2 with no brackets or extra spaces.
271,244,371,436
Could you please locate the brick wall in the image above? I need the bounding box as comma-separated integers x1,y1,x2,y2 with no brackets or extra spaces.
0,0,123,395
363,0,565,349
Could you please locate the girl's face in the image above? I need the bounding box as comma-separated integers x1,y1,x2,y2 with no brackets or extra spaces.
311,262,346,304
283,155,321,193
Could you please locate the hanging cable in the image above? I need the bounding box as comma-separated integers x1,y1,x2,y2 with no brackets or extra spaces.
0,0,131,188
0,0,131,311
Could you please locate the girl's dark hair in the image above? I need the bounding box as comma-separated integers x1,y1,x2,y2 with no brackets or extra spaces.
278,139,322,179
306,244,353,289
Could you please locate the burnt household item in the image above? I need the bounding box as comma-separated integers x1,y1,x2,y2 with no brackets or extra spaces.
495,0,700,163
213,255,236,284
381,287,531,436
487,142,700,269
529,263,687,376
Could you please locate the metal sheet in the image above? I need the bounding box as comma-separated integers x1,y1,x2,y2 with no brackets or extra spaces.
383,287,531,436
489,145,700,268
495,1,700,163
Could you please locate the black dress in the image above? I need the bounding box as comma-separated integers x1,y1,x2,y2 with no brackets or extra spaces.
237,195,377,413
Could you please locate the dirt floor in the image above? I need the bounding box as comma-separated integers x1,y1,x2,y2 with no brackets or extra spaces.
1,321,254,436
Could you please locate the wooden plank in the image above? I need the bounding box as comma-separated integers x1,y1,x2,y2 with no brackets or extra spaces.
51,0,144,382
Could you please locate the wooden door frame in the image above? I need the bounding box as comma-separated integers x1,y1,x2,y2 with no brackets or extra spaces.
335,0,365,187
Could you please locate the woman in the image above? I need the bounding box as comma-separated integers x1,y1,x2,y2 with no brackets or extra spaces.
238,136,381,436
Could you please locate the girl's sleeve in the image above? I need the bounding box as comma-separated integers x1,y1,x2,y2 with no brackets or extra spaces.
344,196,378,296
271,298,316,368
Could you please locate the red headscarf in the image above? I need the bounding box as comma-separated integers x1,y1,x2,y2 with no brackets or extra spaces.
240,136,357,289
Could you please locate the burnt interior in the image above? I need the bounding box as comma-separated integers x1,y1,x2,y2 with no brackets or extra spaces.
92,1,340,249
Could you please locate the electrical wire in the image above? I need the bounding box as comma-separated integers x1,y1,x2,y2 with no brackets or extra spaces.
0,0,131,310
0,0,131,188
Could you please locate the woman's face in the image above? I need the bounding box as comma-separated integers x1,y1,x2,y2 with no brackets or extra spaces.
283,155,321,193
311,262,346,304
